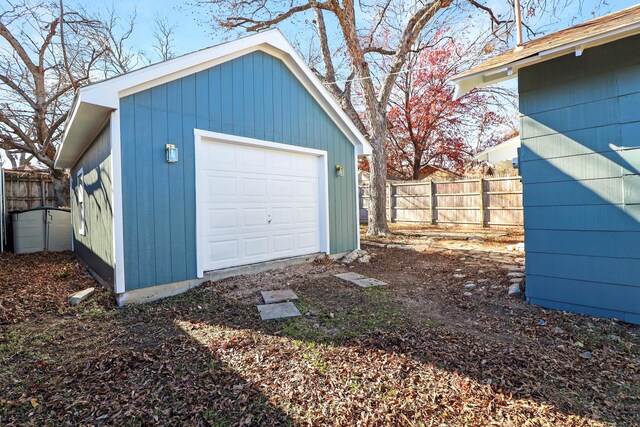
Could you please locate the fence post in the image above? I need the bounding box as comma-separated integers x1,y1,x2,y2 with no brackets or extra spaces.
429,180,435,225
478,178,486,227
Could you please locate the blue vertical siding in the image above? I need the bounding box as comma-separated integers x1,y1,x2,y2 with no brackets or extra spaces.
120,51,358,291
519,35,640,324
71,124,114,286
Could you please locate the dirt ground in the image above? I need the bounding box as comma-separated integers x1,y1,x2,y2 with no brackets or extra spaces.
1,227,639,426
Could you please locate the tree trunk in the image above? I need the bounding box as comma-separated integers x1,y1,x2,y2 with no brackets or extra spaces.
412,155,421,180
50,168,70,207
367,122,389,235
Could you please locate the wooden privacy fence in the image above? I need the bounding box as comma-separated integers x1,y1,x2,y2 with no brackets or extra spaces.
2,169,57,211
359,177,523,227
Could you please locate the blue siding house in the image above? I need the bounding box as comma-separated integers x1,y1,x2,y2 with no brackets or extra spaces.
55,30,372,305
453,6,640,324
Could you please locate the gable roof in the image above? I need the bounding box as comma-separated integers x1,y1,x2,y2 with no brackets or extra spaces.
55,29,372,168
452,5,640,98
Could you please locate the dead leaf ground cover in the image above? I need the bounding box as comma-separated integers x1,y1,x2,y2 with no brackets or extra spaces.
0,251,112,324
1,231,639,426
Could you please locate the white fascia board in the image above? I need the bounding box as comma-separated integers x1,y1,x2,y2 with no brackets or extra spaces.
75,29,372,156
54,92,82,169
453,22,640,99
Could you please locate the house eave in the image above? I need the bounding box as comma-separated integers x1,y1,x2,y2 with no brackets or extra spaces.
452,21,640,99
54,95,113,169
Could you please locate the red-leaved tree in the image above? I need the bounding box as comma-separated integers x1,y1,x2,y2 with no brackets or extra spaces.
385,38,515,180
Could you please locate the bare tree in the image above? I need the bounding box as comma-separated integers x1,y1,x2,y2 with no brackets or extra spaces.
194,0,606,235
0,0,109,205
152,14,177,62
4,150,33,169
99,5,141,76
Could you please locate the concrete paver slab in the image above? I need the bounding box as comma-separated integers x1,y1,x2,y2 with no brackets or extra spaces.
257,302,301,320
69,287,95,306
353,278,388,288
335,272,366,281
261,289,298,304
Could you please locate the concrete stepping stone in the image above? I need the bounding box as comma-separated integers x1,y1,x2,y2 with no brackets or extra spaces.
261,289,298,304
257,302,301,320
334,272,387,288
335,272,366,281
353,278,388,288
69,287,95,306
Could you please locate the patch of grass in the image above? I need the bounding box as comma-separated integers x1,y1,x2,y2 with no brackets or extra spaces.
0,329,25,355
422,317,439,328
348,376,362,392
384,388,399,397
204,408,231,426
363,286,389,302
363,309,400,328
78,300,108,319
293,296,312,316
281,320,323,341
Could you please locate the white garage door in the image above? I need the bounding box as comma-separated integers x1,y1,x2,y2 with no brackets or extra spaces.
197,138,324,272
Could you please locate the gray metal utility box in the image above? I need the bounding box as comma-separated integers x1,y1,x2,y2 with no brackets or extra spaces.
12,207,71,254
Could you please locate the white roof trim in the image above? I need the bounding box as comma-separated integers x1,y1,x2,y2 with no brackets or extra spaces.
56,29,371,168
473,136,520,160
452,21,640,99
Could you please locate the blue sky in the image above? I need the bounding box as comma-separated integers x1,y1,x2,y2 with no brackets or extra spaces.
1,0,638,168
108,0,639,61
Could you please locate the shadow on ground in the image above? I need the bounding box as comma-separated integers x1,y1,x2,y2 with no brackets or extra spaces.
1,244,639,426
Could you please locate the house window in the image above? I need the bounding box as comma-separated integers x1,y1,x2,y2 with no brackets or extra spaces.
77,169,85,236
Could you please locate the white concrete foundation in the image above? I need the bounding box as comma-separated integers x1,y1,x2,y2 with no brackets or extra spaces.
116,252,342,306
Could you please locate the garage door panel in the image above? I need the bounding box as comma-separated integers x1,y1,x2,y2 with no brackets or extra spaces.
199,139,323,272
298,231,319,249
273,234,295,253
293,155,320,176
242,177,267,197
241,147,268,169
244,237,269,257
208,240,239,263
243,208,269,227
296,207,316,224
271,179,293,197
270,151,294,171
295,180,318,197
203,143,236,169
208,208,237,230
271,207,293,225
206,175,237,197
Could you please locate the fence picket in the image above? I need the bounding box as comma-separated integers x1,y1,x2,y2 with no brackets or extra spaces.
359,177,522,227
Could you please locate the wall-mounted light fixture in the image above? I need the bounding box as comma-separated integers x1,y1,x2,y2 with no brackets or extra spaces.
335,164,344,177
166,144,178,163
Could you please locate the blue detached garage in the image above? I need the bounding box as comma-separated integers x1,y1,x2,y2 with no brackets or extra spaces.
55,30,372,305
453,5,640,324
